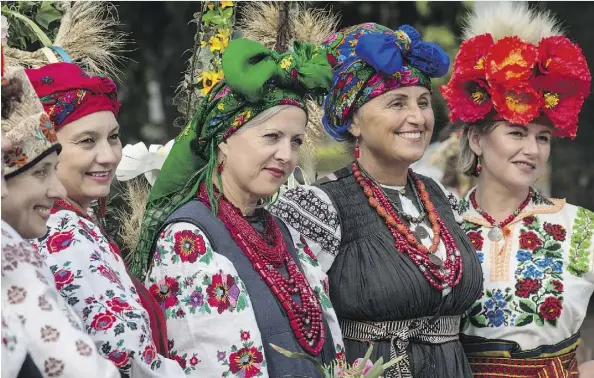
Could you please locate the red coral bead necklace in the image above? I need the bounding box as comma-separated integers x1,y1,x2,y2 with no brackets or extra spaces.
352,162,463,296
197,185,326,355
469,187,532,242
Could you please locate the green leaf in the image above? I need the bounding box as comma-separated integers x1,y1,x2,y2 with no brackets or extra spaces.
270,344,327,376
469,315,488,328
3,8,52,46
518,299,537,313
34,2,62,29
515,313,533,327
534,314,544,326
222,7,233,18
469,302,482,317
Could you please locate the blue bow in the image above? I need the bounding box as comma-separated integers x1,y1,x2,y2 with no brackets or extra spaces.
355,25,450,78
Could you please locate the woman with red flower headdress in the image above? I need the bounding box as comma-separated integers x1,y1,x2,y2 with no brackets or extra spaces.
441,2,594,376
3,2,188,378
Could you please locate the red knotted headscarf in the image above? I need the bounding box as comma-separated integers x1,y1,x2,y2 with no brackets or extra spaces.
25,62,120,130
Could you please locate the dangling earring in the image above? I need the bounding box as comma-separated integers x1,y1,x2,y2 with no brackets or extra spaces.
475,156,482,176
354,138,360,159
217,160,225,174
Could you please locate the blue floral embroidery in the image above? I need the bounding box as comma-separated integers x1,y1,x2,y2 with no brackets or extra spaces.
523,265,544,279
477,252,484,264
516,250,531,262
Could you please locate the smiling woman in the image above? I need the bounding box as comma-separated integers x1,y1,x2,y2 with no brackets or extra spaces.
270,22,483,378
22,62,188,378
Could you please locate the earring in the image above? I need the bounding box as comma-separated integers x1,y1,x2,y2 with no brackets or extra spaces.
217,160,225,174
475,156,482,176
354,138,360,159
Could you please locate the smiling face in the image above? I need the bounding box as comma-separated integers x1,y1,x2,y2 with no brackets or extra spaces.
2,152,66,238
56,111,122,209
350,86,435,166
470,121,552,191
218,106,307,205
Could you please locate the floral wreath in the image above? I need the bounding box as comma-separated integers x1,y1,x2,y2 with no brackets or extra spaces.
441,34,591,139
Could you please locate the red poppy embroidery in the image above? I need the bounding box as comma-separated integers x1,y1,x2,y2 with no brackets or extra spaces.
108,350,130,367
206,272,240,314
90,311,117,331
228,346,264,377
240,331,250,341
174,230,206,263
149,276,180,309
106,297,132,313
46,230,75,254
142,345,156,364
53,269,75,290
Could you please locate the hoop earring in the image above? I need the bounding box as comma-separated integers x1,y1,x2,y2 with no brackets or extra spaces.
475,156,482,176
354,138,360,159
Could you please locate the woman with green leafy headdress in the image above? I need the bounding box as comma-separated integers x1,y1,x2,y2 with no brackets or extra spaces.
129,31,345,376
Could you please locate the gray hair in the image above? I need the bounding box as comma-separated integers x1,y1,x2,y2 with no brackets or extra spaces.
458,120,500,176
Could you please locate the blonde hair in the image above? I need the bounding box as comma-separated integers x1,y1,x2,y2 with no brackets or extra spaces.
458,120,499,176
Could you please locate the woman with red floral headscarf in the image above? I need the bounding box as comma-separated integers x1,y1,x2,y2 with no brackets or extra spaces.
441,3,594,377
24,62,187,378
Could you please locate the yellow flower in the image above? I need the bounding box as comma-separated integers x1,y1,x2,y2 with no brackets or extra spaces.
217,28,231,48
280,55,293,70
217,102,225,111
220,1,233,8
200,40,207,48
201,70,224,95
209,36,224,52
207,3,214,10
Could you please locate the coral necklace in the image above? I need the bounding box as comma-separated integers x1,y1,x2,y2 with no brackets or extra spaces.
197,185,326,355
352,162,463,296
469,188,532,242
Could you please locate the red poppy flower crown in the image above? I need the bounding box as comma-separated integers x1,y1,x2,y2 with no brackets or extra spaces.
440,3,591,139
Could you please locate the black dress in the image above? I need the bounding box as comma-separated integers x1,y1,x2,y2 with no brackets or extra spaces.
271,166,483,377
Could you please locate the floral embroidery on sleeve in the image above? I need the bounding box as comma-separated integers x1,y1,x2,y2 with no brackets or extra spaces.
35,211,186,378
148,222,268,377
219,330,266,378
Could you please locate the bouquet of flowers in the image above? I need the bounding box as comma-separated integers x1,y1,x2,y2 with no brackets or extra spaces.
271,343,402,378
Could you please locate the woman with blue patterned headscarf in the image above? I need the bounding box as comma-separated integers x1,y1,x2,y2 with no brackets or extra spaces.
271,23,483,378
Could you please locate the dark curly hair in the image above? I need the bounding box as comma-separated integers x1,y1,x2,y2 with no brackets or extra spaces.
1,77,23,120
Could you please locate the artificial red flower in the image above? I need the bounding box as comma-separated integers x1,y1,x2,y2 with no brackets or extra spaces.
519,230,543,251
451,33,495,78
228,346,264,377
543,222,567,242
491,82,542,125
539,296,563,321
532,75,585,139
440,75,493,123
515,278,542,298
538,36,591,85
485,36,537,86
466,231,484,251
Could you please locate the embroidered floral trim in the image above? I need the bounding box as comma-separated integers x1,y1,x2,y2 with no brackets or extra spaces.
219,330,266,378
568,207,594,277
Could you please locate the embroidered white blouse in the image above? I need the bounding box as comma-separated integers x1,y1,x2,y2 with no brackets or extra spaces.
146,220,344,377
459,189,594,350
1,220,119,378
31,209,187,378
